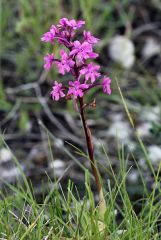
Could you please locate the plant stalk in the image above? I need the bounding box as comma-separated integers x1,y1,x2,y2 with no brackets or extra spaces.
79,97,106,217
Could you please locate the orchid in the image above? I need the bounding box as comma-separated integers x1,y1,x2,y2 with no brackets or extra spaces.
68,80,89,98
43,54,54,70
79,62,101,83
56,50,75,75
69,40,98,62
41,32,55,42
51,81,65,101
83,30,99,44
102,76,112,94
41,25,58,42
41,18,112,216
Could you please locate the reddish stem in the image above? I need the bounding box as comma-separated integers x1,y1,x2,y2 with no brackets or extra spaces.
79,97,102,193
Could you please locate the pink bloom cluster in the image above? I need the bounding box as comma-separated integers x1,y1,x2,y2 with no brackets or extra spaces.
41,18,111,101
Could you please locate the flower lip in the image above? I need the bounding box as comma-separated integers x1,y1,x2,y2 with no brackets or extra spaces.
83,30,99,44
41,32,55,42
79,62,101,83
55,49,75,75
69,41,98,62
68,80,89,98
51,81,65,101
102,76,112,95
43,53,55,70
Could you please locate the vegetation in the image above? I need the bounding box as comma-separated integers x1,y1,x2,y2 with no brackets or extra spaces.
1,0,161,239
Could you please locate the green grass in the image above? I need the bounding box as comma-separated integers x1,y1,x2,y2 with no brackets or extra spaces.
0,118,161,239
0,95,161,239
1,0,161,239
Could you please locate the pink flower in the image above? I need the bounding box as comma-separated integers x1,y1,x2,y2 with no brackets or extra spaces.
51,81,65,101
56,50,75,75
68,81,89,98
50,25,59,35
79,63,101,83
69,19,85,29
70,41,98,62
41,31,55,42
44,54,54,70
59,18,85,29
102,76,111,94
83,31,99,44
41,25,59,42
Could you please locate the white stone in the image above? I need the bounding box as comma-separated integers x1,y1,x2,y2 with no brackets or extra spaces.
136,122,151,137
116,229,127,235
54,139,64,148
0,167,21,179
50,159,65,176
108,120,131,143
148,145,161,165
109,35,135,69
93,137,105,148
110,113,123,121
142,38,160,59
50,159,65,168
140,107,160,123
0,148,12,163
139,158,148,170
127,141,137,151
128,170,139,183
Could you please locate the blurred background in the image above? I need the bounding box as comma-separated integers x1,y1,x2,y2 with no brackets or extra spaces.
1,0,161,205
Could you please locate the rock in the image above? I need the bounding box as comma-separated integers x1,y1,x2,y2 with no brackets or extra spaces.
107,120,132,143
136,122,151,137
49,159,65,176
0,148,12,163
127,141,136,151
139,158,148,170
54,138,64,148
142,38,160,59
128,170,139,183
140,107,160,123
0,167,21,180
148,145,161,165
109,35,135,69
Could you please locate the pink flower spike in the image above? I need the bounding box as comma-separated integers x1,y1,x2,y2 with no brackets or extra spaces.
56,49,75,75
80,63,101,83
51,81,65,101
68,81,89,98
102,76,112,95
83,31,99,44
44,54,54,70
